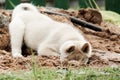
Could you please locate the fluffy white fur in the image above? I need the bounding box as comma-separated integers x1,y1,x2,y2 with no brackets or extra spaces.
9,3,92,62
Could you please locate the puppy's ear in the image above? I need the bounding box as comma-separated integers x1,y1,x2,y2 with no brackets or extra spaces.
60,41,75,54
81,43,90,54
66,45,75,53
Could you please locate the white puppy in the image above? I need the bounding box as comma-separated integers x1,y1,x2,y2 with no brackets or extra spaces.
9,3,92,62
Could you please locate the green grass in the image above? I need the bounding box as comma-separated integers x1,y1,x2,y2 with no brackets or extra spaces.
100,11,120,27
0,67,119,80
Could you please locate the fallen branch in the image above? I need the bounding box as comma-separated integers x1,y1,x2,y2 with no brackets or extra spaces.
43,11,102,32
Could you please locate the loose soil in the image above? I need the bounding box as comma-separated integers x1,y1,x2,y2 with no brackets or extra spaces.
0,8,120,71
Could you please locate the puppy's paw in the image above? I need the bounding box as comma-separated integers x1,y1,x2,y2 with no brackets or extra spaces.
12,53,23,58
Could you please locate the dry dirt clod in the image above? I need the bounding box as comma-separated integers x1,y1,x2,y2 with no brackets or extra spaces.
77,8,102,24
0,12,10,27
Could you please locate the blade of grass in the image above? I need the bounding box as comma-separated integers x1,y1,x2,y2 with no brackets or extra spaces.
88,0,94,8
31,49,39,80
92,0,101,10
8,0,15,8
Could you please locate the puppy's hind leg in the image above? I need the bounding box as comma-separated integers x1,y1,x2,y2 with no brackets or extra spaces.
9,18,25,57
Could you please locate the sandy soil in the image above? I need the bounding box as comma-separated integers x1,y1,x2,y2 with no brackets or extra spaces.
0,8,120,71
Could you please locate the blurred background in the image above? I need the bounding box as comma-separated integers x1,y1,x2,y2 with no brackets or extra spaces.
0,0,120,14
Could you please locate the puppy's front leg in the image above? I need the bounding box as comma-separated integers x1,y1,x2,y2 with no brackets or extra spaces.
9,18,25,57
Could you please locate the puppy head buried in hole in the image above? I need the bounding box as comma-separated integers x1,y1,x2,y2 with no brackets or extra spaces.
60,40,92,64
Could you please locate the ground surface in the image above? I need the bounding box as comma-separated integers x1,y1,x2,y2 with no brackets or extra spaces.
0,8,120,71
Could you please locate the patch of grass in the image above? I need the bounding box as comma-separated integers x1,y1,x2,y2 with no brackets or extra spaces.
0,67,119,80
100,11,120,27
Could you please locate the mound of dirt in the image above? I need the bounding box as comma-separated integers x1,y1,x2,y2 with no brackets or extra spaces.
58,8,102,24
0,8,120,71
